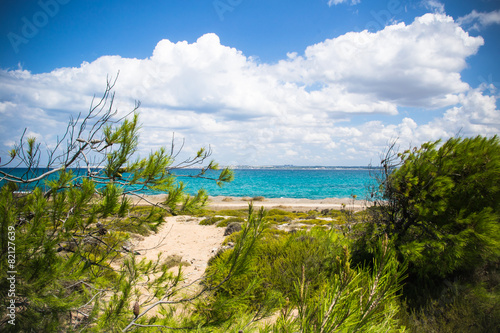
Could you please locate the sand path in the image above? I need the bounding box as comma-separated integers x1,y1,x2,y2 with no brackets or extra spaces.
133,215,226,286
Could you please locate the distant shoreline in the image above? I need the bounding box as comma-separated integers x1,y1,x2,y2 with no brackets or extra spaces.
1,167,377,200
226,165,379,170
128,194,372,212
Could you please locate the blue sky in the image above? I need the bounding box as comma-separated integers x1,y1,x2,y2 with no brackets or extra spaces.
1,0,499,166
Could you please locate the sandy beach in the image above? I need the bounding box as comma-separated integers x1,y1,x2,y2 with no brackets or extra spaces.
206,195,371,212
128,194,372,212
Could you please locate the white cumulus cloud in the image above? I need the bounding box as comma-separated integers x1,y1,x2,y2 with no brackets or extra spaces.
272,14,483,108
0,13,497,166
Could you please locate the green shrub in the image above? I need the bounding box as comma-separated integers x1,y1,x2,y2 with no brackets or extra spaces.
216,216,245,228
207,227,346,314
200,216,225,226
298,219,330,226
266,209,297,224
222,230,242,245
113,205,167,235
205,229,407,332
355,135,500,331
267,209,293,216
381,135,500,279
399,279,500,333
292,236,406,332
209,209,248,218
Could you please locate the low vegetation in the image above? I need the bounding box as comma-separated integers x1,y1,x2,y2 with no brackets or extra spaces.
198,135,500,332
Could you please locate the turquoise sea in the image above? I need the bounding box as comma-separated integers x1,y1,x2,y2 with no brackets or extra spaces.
0,167,378,200
179,168,377,199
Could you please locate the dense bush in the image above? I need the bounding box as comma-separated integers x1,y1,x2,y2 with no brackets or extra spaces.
382,136,500,279
399,279,500,333
351,135,500,331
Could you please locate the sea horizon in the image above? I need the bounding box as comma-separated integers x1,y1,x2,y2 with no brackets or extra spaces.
0,167,381,200
227,165,379,170
0,165,379,169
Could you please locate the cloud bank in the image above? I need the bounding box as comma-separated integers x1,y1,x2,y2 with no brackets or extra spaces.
0,13,498,166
